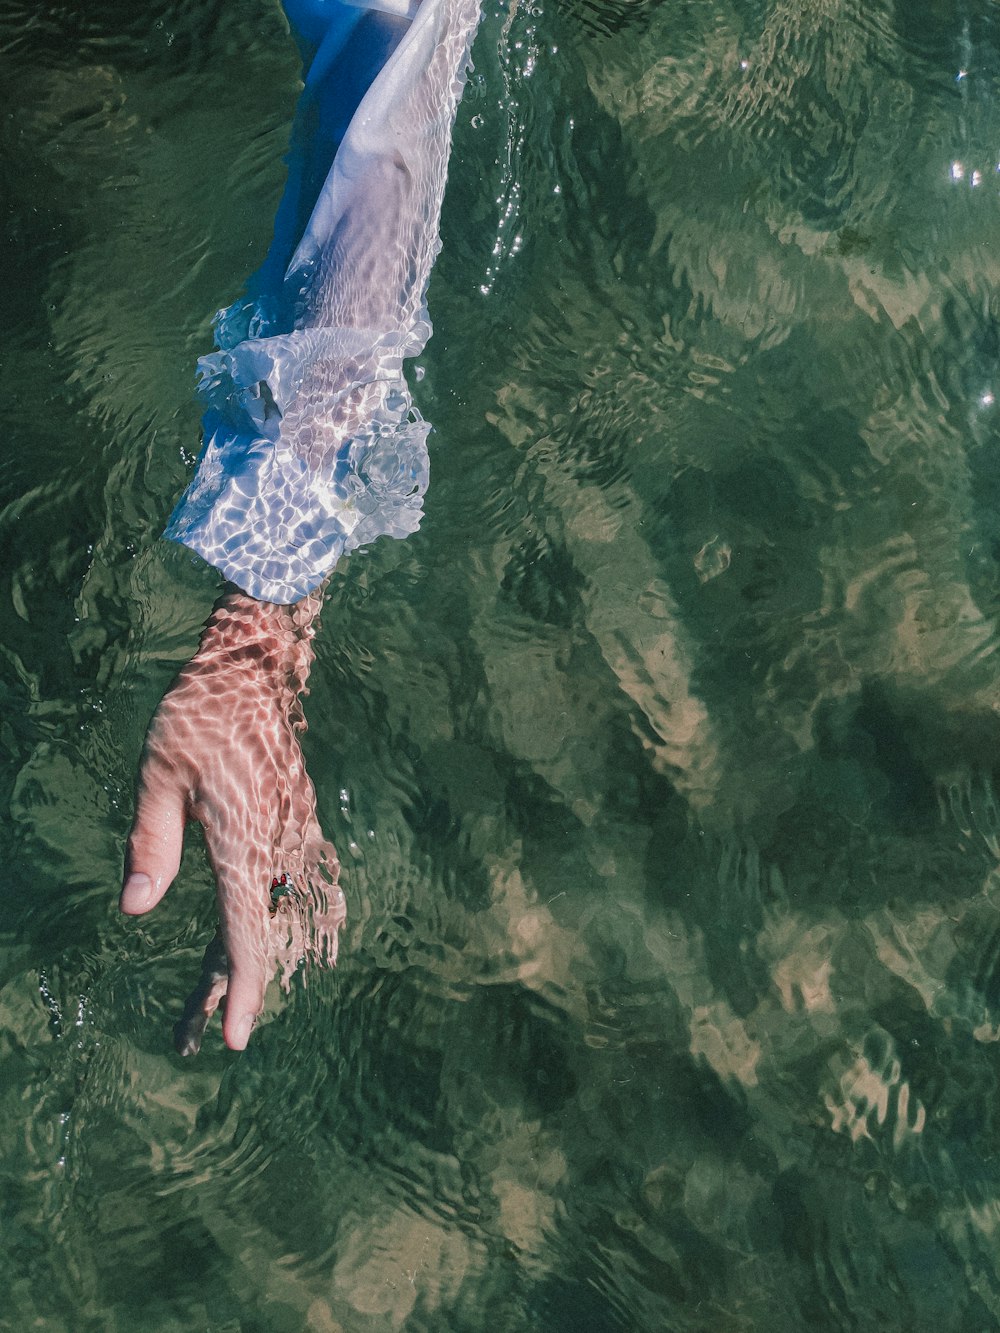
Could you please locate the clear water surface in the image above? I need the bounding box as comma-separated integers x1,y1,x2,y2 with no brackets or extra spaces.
5,0,1000,1328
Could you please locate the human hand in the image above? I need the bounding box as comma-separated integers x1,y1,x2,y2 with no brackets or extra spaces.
121,589,343,1053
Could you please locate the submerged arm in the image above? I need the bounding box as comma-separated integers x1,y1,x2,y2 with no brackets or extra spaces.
125,0,481,1052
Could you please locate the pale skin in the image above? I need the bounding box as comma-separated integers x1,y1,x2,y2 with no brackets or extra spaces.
121,588,343,1053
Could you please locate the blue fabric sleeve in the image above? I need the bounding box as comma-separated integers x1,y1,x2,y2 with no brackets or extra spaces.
165,0,482,603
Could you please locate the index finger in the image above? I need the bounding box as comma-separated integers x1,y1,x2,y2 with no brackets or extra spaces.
222,952,269,1051
207,844,273,1051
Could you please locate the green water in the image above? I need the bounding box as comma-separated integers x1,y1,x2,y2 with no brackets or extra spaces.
6,0,1000,1327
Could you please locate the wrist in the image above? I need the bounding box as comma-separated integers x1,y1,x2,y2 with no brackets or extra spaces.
217,586,320,634
191,587,322,691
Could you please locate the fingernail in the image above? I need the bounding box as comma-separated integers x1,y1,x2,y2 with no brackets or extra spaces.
120,872,154,913
232,1013,257,1050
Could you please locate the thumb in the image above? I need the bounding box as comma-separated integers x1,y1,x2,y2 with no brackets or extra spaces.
122,760,187,915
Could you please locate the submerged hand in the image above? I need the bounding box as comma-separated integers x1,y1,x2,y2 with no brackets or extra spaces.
121,589,343,1053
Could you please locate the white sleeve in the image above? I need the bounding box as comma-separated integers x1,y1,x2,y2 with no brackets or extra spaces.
165,0,482,603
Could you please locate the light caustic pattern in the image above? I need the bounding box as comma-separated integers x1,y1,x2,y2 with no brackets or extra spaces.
125,591,344,1053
